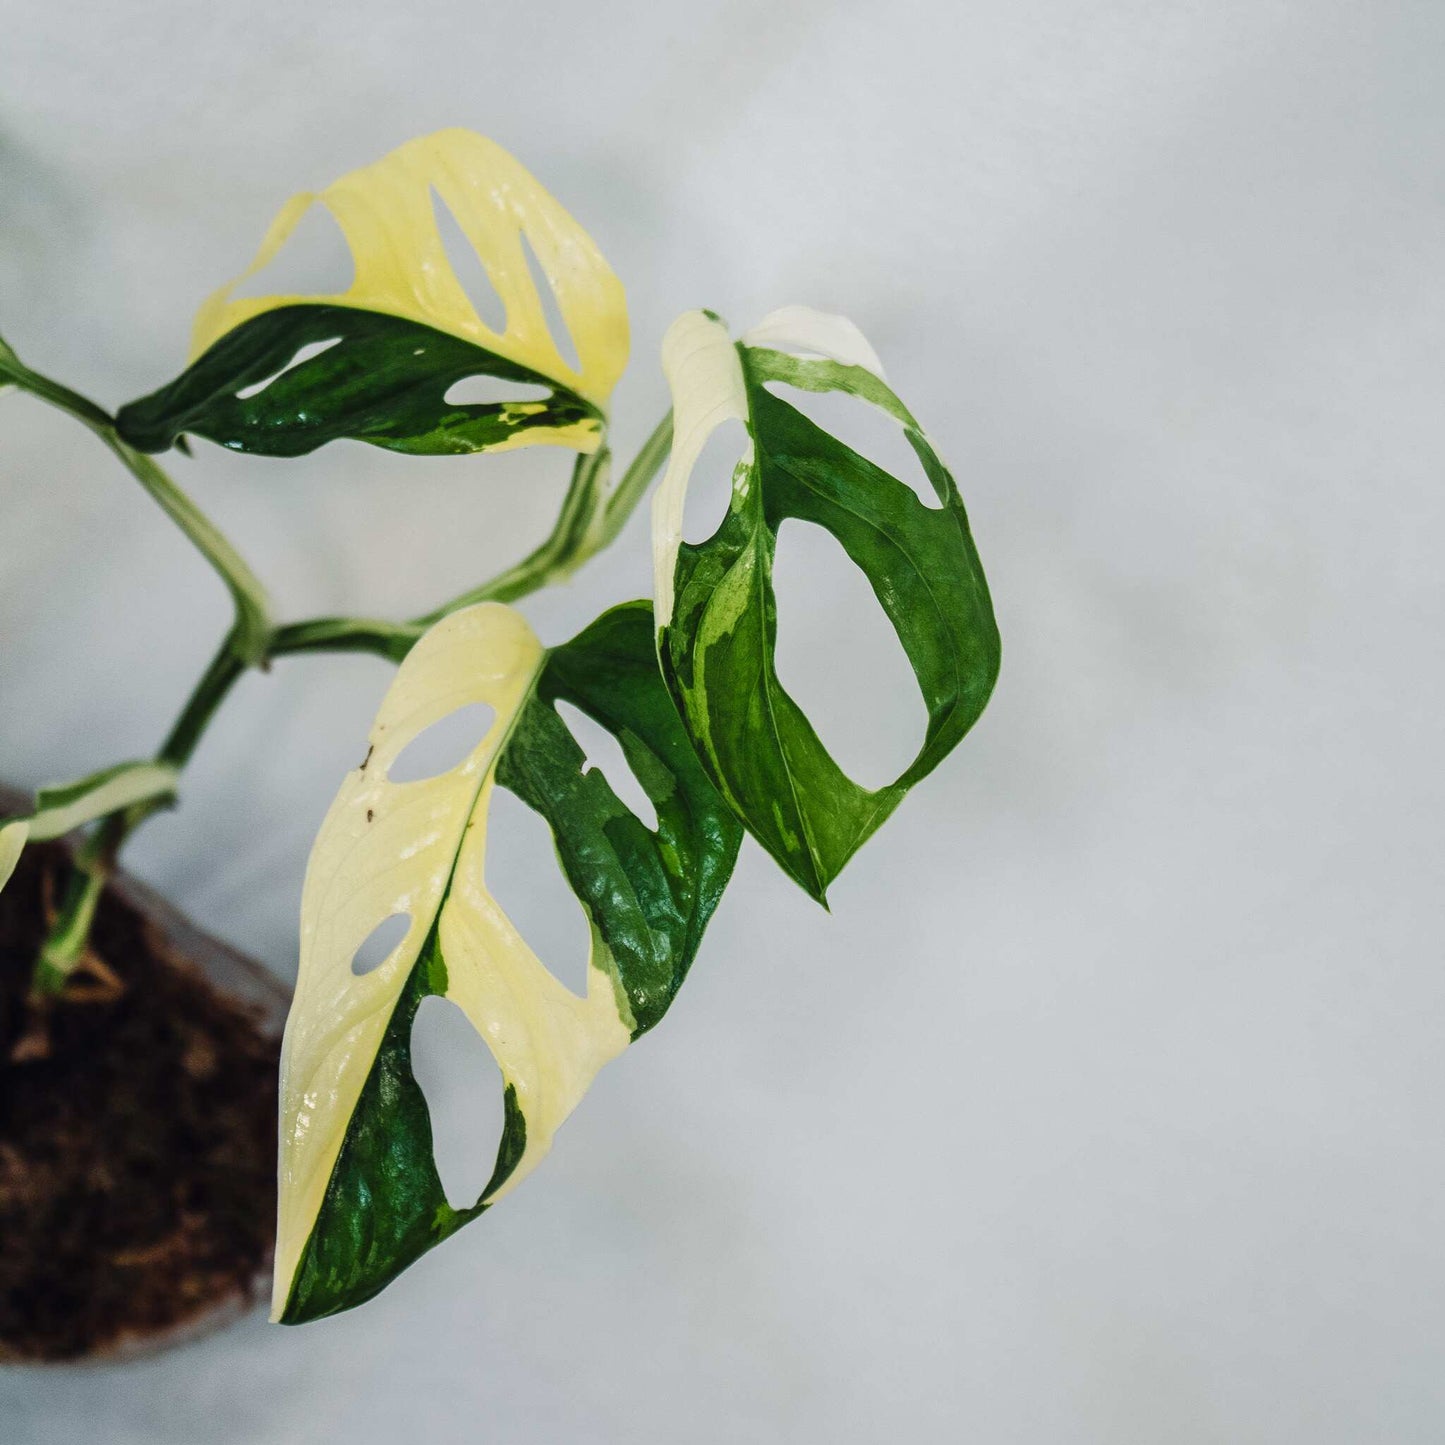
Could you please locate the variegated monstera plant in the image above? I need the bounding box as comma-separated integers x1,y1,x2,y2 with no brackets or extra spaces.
0,131,999,1322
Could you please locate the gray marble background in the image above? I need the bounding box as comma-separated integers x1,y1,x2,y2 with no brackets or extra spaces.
2,1,1442,1440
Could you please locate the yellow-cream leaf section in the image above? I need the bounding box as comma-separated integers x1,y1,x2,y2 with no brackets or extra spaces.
274,601,631,1319
194,128,629,439
0,822,27,894
650,310,751,628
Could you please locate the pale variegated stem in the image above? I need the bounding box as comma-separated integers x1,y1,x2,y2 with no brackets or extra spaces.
268,616,420,664
2,335,268,994
271,411,673,661
0,342,274,664
28,635,249,994
31,858,106,995
27,409,674,992
597,409,675,549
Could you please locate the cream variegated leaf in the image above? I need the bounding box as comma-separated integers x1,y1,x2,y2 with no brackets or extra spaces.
118,129,629,459
276,600,741,1323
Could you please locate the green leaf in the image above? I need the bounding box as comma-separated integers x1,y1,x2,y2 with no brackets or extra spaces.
115,129,628,459
275,600,741,1324
0,761,179,893
652,307,1000,902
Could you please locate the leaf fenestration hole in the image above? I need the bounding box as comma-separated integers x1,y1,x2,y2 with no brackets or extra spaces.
763,382,943,510
681,418,751,546
485,786,591,997
555,700,660,832
235,337,343,400
520,230,582,375
387,703,496,783
351,912,411,977
431,186,509,333
443,376,552,407
410,995,506,1210
231,203,354,299
771,518,927,791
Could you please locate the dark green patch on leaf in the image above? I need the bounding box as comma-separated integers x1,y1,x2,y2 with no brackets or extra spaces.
116,304,601,458
498,601,743,1036
280,927,522,1324
659,344,999,902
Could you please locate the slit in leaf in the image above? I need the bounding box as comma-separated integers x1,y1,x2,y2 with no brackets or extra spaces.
443,376,552,407
387,702,496,783
682,417,751,546
431,185,508,333
762,380,942,509
485,785,591,997
555,700,659,832
771,517,927,791
351,912,411,977
235,337,343,400
520,229,582,375
410,995,507,1210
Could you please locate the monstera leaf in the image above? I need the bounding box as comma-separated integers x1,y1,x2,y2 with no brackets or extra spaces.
116,129,628,459
0,762,178,894
652,306,1000,902
275,600,741,1323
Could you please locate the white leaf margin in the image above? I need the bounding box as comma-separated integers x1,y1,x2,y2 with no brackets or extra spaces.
651,304,891,629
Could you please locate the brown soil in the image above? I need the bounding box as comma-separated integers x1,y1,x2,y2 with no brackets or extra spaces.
0,841,279,1362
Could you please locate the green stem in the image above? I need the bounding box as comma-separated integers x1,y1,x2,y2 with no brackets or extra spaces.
586,408,673,554
0,343,273,663
31,864,105,995
418,413,671,621
157,636,250,769
270,616,420,664
28,636,250,995
275,413,673,661
101,440,272,663
22,403,674,991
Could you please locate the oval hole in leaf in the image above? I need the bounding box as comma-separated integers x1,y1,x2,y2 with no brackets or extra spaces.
235,337,342,400
485,785,591,996
682,418,750,546
351,912,411,977
771,518,927,791
763,381,942,510
443,376,552,407
554,700,659,832
520,230,582,375
431,185,508,333
231,203,354,299
410,995,506,1210
387,702,496,783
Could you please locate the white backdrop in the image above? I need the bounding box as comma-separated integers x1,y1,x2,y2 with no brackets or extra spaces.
2,2,1443,1440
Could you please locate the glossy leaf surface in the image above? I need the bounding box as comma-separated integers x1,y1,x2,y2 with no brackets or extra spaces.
275,601,740,1323
652,307,1000,901
117,130,628,459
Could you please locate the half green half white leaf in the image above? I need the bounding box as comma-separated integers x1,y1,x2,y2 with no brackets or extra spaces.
117,129,629,459
652,306,1000,902
275,599,741,1323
